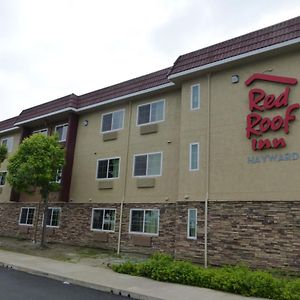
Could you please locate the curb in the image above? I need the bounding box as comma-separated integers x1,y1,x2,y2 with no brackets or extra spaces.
0,262,162,300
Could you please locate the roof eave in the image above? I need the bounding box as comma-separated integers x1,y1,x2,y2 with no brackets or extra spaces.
168,37,300,81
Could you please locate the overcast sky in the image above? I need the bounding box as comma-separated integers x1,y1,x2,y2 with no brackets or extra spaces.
0,0,300,121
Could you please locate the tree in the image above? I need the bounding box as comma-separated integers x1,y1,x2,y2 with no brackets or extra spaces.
0,144,8,164
7,134,65,247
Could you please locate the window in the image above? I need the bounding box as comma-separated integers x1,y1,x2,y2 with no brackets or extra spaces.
130,209,159,235
55,124,68,142
46,207,61,227
96,158,120,179
101,110,124,133
1,137,14,153
137,100,165,125
187,209,197,239
189,143,199,171
91,208,116,231
32,128,48,136
55,169,63,183
0,171,7,186
191,84,200,110
19,207,35,226
133,152,162,177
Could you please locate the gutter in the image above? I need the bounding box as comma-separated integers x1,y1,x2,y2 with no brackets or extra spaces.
0,127,20,134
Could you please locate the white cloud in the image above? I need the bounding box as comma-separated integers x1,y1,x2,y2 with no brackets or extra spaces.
0,0,300,121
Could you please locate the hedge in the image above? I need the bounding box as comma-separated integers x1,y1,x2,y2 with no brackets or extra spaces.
112,253,300,300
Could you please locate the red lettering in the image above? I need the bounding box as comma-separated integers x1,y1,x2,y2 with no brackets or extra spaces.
260,118,271,132
251,137,287,150
264,94,275,110
249,88,265,111
270,116,284,131
273,138,286,149
275,87,290,108
284,103,300,133
246,113,261,138
257,139,272,150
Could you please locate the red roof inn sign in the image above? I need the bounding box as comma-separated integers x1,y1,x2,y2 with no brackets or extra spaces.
245,73,299,151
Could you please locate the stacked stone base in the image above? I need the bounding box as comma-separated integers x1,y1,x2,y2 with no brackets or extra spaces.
0,201,299,273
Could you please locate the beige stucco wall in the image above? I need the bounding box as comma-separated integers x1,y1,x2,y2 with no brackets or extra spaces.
0,131,21,203
195,49,300,201
70,90,181,204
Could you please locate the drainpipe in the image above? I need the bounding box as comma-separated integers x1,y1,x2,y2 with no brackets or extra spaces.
117,100,133,255
204,73,211,268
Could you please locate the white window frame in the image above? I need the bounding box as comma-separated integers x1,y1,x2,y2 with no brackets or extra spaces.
32,128,48,136
129,208,160,236
55,123,68,142
100,109,125,133
0,171,7,187
96,157,121,180
90,208,116,232
46,207,61,228
133,152,163,177
136,99,165,126
187,208,197,240
1,137,14,153
190,84,200,110
189,143,199,171
19,207,36,226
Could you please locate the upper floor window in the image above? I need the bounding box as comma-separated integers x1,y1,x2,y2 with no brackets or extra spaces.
96,157,120,179
1,137,14,153
189,143,199,171
33,128,48,136
191,84,200,110
0,171,7,186
46,207,61,227
133,152,162,177
55,124,68,142
91,208,116,232
101,110,124,133
137,100,165,125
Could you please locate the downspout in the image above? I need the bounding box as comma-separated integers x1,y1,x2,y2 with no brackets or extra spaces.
204,73,211,268
117,100,133,255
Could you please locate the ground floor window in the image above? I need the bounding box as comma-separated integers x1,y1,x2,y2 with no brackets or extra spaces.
19,207,35,226
0,171,7,186
187,208,197,239
130,209,159,235
91,208,116,231
46,207,61,227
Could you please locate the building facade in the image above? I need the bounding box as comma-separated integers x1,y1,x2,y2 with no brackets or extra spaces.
0,17,300,272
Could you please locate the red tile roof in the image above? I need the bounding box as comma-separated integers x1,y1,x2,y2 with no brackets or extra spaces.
0,116,18,132
14,94,78,124
78,67,172,109
168,16,300,77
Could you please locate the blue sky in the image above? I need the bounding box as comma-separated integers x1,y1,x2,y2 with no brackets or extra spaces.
1,0,300,121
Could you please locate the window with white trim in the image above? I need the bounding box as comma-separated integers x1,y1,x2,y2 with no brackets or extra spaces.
0,171,7,186
55,169,63,183
96,158,120,179
137,100,165,125
189,143,199,171
91,208,116,231
101,110,124,133
19,207,35,226
191,84,200,110
32,128,48,136
133,152,162,177
46,207,61,227
130,209,159,235
187,208,197,239
55,124,68,142
1,137,14,153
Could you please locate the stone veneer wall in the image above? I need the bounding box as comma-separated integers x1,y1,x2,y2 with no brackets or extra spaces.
207,201,300,273
0,201,299,272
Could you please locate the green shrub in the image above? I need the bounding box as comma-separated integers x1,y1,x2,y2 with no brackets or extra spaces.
112,253,300,300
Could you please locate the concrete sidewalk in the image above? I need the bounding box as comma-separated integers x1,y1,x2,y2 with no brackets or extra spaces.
0,250,264,300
